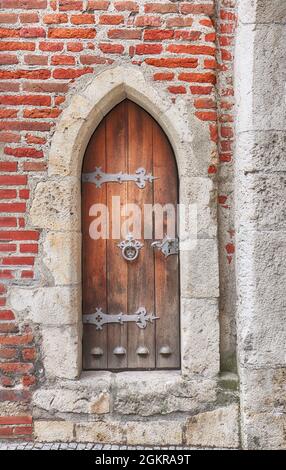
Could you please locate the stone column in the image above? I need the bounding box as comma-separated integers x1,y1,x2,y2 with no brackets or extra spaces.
235,0,286,449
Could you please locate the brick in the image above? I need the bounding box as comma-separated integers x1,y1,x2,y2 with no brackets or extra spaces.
22,348,36,360
80,55,112,65
0,242,16,249
205,32,216,42
24,54,48,65
0,13,17,23
0,270,14,279
43,14,68,24
144,29,174,40
145,58,198,68
70,14,95,24
134,44,162,55
0,121,51,131
199,18,214,27
0,332,34,345
87,1,109,10
99,15,124,25
0,310,14,321
22,162,47,171
99,43,124,54
220,10,236,21
0,203,26,212
194,98,216,109
0,322,19,333
166,17,193,27
0,416,32,426
2,256,34,265
0,175,27,185
0,161,18,171
23,108,61,118
204,58,217,69
167,44,216,56
0,110,18,119
179,72,216,84
39,42,64,51
0,347,16,358
0,189,17,199
0,54,18,64
219,36,233,47
51,54,75,65
195,111,217,121
108,29,141,39
19,12,39,23
135,16,161,27
0,218,17,228
4,147,44,158
48,28,96,39
22,374,36,386
0,83,19,92
219,23,235,34
0,41,35,51
20,243,38,253
168,85,186,94
0,1,47,8
0,362,33,374
190,85,213,95
25,134,46,144
14,425,33,435
19,189,30,199
0,284,7,293
0,69,50,80
23,82,68,93
221,126,233,138
59,0,83,10
20,27,45,38
0,28,20,38
0,95,51,106
67,42,83,52
153,72,174,81
144,3,177,13
53,67,93,79
174,30,201,41
21,270,34,279
0,427,13,436
0,132,20,143
115,2,138,12
180,3,214,15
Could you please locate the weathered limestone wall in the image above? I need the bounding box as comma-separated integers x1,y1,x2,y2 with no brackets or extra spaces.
235,0,286,450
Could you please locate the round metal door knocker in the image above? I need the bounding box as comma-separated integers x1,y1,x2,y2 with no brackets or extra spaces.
117,234,144,262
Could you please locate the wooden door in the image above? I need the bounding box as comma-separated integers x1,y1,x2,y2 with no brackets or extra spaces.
82,99,180,370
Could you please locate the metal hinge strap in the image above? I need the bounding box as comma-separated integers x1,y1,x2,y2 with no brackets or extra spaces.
83,307,159,330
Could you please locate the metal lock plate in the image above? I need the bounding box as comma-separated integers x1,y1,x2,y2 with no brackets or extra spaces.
152,235,179,257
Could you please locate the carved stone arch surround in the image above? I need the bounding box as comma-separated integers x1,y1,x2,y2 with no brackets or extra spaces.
10,66,220,430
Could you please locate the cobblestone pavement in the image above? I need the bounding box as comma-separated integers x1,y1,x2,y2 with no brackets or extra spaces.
0,442,198,450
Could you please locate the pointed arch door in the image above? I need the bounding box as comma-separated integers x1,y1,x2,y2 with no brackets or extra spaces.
82,99,180,370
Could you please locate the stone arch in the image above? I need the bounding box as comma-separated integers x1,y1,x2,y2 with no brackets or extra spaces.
11,65,219,381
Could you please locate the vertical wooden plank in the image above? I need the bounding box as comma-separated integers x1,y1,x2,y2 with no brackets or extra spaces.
82,120,107,369
153,122,180,369
106,101,128,369
127,100,156,369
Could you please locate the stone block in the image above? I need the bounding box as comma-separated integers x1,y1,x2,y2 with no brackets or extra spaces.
34,421,74,442
185,405,240,448
30,178,80,231
43,231,81,285
126,421,182,446
181,298,220,377
75,422,124,444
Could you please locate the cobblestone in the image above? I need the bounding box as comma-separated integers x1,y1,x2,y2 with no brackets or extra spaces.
0,442,199,451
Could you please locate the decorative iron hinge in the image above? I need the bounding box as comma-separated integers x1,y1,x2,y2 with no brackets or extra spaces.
151,235,179,257
82,167,157,189
83,307,159,330
117,234,144,261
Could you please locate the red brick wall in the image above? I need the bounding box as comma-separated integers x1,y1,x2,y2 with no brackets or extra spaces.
0,0,237,440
